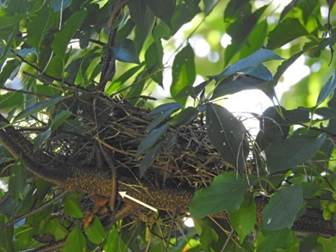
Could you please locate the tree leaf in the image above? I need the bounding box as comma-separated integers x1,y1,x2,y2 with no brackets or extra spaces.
217,48,282,79
190,172,247,218
144,0,175,24
149,102,181,117
212,75,270,99
256,229,298,252
64,192,83,218
113,39,139,64
263,185,304,230
63,225,86,252
51,0,72,12
265,133,326,173
9,163,26,200
15,96,66,121
170,107,199,126
316,71,336,106
171,44,196,104
229,196,256,242
103,227,128,252
206,103,248,169
84,217,106,245
144,40,163,84
137,124,168,154
267,18,308,49
0,59,19,86
52,10,87,59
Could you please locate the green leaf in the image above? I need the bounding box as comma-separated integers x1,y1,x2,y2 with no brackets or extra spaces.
15,96,66,121
137,124,169,154
149,103,181,117
144,40,163,84
229,196,256,242
218,48,282,79
190,172,247,218
267,18,308,49
104,65,143,95
113,39,139,64
144,0,175,23
0,59,19,86
256,229,298,252
316,71,336,106
171,44,196,104
205,103,248,169
147,106,179,132
63,225,86,252
103,227,128,252
50,110,72,131
263,185,304,230
265,133,326,173
46,218,68,240
170,0,201,33
84,217,106,245
64,192,83,218
52,10,87,59
212,75,270,99
170,107,199,126
203,0,219,14
139,140,163,177
9,163,26,200
0,92,23,110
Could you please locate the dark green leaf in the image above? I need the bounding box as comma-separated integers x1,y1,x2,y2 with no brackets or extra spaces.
149,103,181,117
137,124,168,154
218,49,282,79
46,218,68,240
203,0,219,14
256,229,298,252
15,96,66,121
263,185,303,230
190,172,247,218
52,10,87,59
103,227,128,252
64,192,83,218
9,163,26,200
170,0,201,32
105,65,143,95
139,140,163,177
84,217,106,245
229,196,256,242
171,44,196,104
212,75,270,99
113,39,139,64
0,92,23,110
206,103,248,169
316,71,336,106
63,225,86,252
145,40,163,84
266,133,326,173
0,59,19,86
170,107,199,126
144,0,175,23
147,106,179,132
267,18,308,49
279,0,298,21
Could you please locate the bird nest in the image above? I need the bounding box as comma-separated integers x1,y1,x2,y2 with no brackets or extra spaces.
42,93,233,190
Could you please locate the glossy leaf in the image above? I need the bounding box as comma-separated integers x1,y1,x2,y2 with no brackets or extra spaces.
267,18,308,49
206,103,248,169
170,107,199,126
190,172,247,218
266,133,326,173
218,48,282,79
263,185,304,230
171,44,196,104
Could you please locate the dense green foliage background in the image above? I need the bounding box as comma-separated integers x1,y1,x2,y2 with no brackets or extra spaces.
1,0,336,251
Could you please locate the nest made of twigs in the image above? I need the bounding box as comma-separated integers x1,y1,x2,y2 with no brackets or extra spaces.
38,93,232,190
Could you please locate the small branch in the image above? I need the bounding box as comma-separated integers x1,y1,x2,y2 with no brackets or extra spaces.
34,240,65,252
